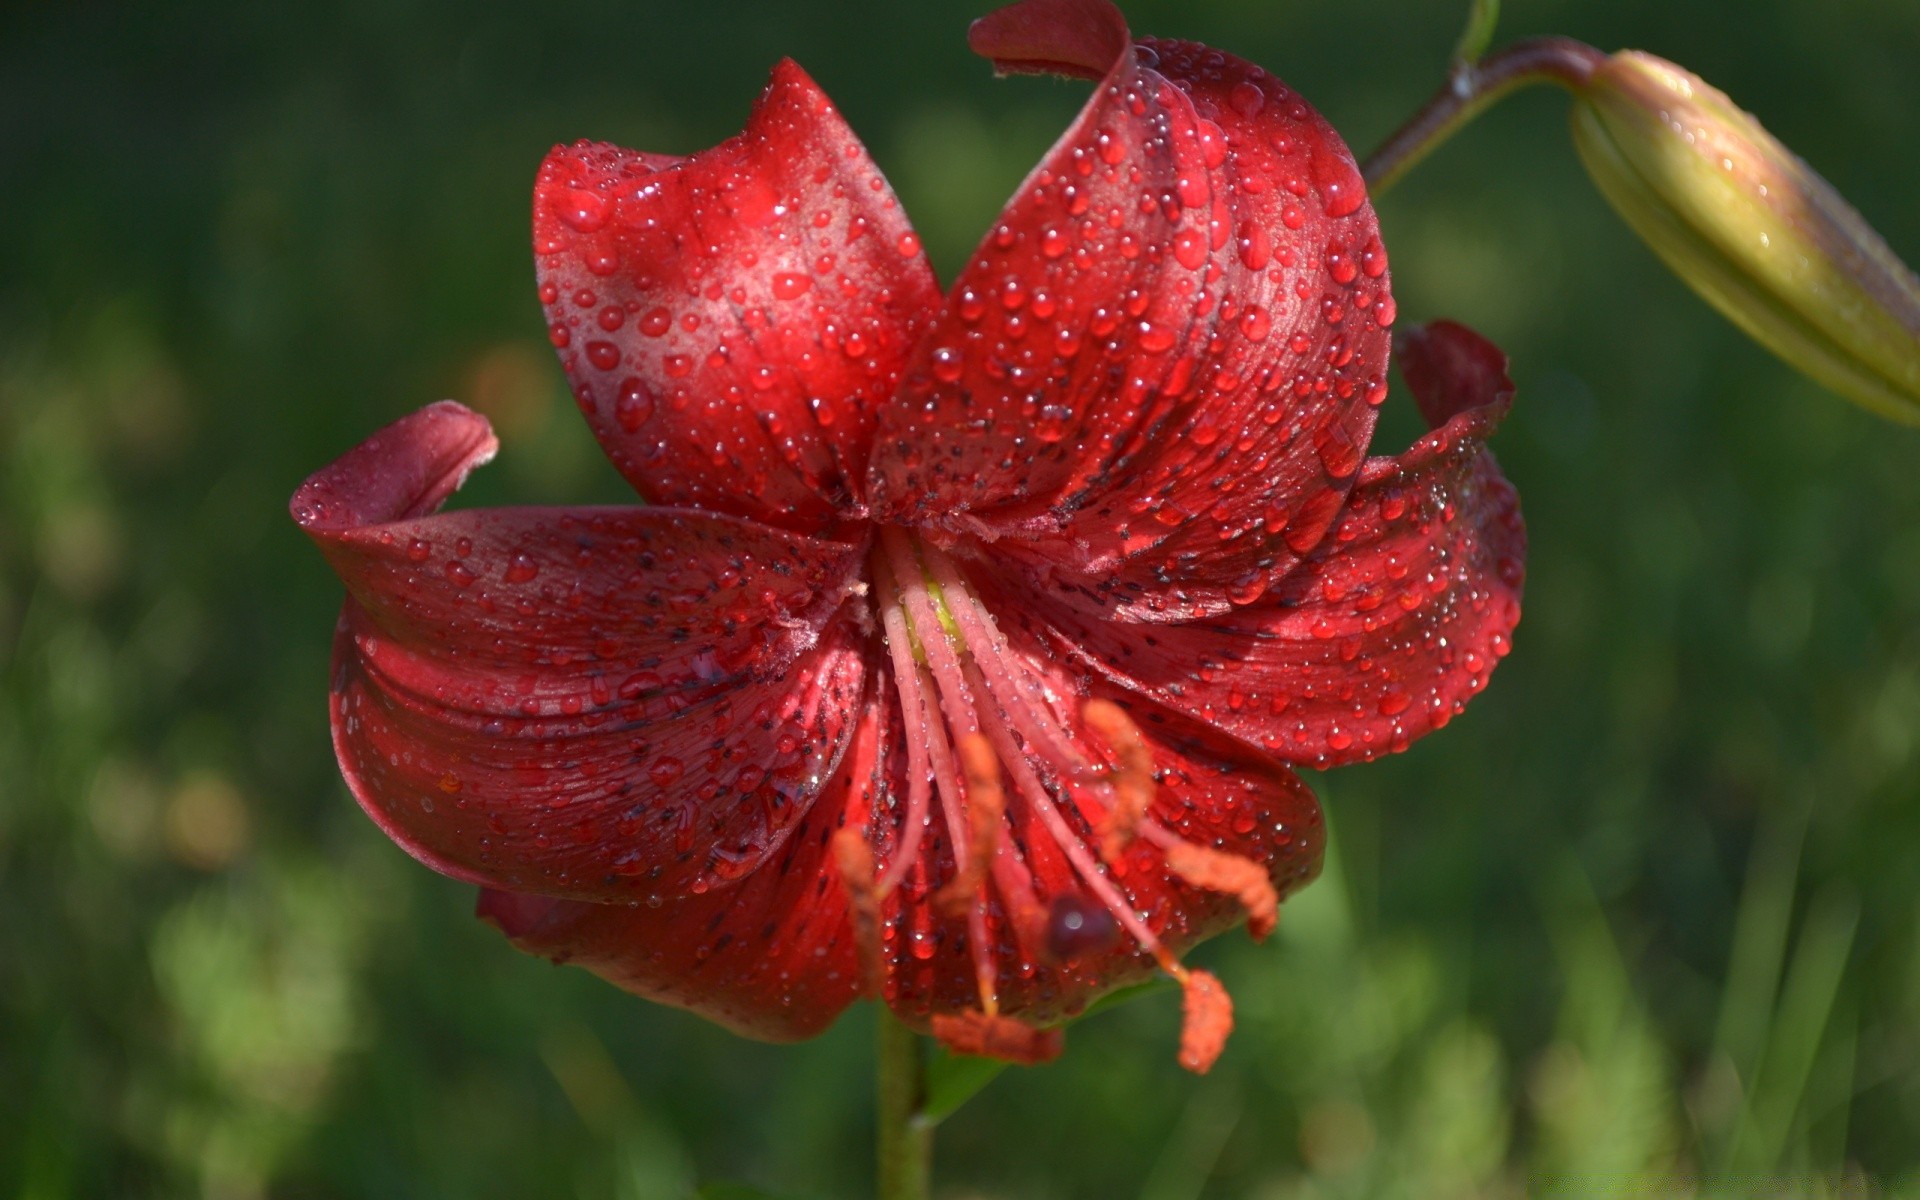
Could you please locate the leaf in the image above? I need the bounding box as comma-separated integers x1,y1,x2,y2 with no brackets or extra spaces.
1080,976,1178,1019
920,1047,1009,1125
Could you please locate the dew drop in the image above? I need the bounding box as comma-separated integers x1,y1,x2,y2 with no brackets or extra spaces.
586,340,621,371
1137,322,1176,353
1035,403,1072,443
1310,142,1366,218
559,188,610,232
1173,229,1207,270
931,346,963,383
615,377,654,431
771,271,812,300
1239,305,1271,341
649,757,684,787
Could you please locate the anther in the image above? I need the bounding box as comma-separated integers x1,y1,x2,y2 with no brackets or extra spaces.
1082,698,1155,862
831,825,885,997
931,1010,1065,1065
933,734,1006,917
1162,841,1280,941
1177,969,1234,1074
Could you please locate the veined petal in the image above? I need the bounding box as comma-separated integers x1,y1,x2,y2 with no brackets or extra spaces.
294,403,875,902
1001,321,1524,768
474,699,886,1042
867,0,1391,617
535,60,942,529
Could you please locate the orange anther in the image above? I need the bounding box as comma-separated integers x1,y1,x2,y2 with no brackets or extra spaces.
1177,969,1233,1074
832,825,884,996
931,1010,1065,1065
1083,698,1154,862
934,734,1006,916
1163,841,1280,941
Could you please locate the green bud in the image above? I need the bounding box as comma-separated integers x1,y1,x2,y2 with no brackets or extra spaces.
1571,51,1920,423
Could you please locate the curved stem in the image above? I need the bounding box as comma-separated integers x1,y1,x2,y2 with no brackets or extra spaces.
876,1008,932,1200
1361,36,1608,198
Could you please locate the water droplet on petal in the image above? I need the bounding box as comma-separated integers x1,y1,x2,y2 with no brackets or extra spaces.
771,272,812,300
586,341,621,371
559,188,609,232
614,377,654,432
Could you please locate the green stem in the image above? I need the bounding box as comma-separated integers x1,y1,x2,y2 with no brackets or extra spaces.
876,1008,932,1200
1361,36,1607,198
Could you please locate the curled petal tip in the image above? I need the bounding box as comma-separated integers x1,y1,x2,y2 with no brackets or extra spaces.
968,0,1129,80
1572,51,1920,422
1395,320,1515,430
291,401,498,536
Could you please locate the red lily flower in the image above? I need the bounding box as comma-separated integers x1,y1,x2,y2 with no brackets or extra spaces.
292,0,1524,1071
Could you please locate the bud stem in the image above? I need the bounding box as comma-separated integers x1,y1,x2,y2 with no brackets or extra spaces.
1362,36,1607,197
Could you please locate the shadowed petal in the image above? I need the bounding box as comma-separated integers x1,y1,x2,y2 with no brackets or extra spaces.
294,403,875,902
475,699,886,1042
535,60,942,529
868,0,1391,618
996,320,1524,768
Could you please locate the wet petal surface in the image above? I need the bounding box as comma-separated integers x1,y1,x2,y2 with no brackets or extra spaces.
868,0,1391,618
474,700,884,1041
535,60,941,529
994,320,1523,768
295,403,875,901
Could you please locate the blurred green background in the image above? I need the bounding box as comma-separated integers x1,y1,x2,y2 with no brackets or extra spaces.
4,0,1918,1195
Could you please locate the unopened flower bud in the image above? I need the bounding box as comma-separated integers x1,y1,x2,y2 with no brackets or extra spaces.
1571,51,1920,422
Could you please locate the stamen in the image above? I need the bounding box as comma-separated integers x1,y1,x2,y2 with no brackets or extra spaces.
1158,839,1281,941
831,824,884,997
966,679,1185,978
873,531,1254,1074
1177,970,1234,1074
933,734,1005,917
930,1010,1064,1065
923,547,1086,772
879,528,1002,1016
1082,699,1155,862
871,570,937,897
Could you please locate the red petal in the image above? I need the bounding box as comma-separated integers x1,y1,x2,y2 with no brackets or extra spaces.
868,0,1391,618
294,403,875,902
474,700,885,1041
534,60,941,530
1002,320,1524,768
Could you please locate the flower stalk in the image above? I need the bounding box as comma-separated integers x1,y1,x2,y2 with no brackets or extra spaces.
1361,36,1605,197
877,1008,933,1200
